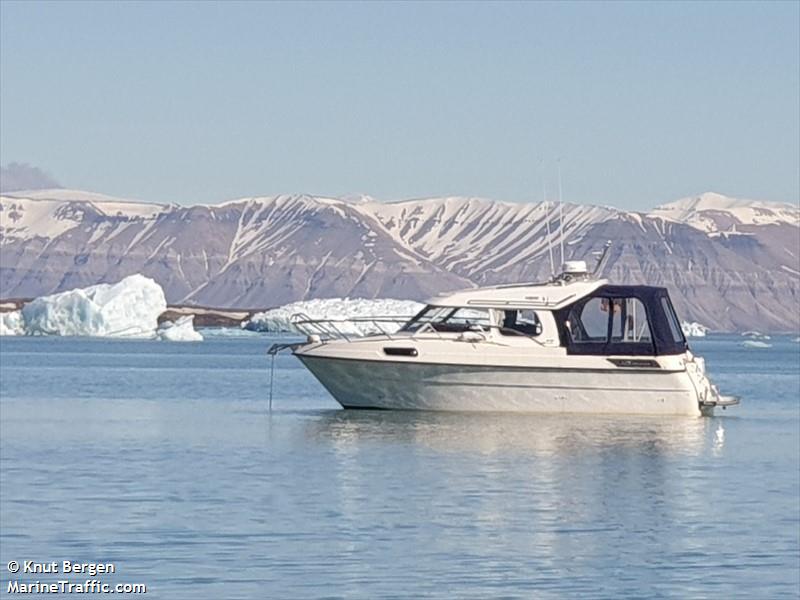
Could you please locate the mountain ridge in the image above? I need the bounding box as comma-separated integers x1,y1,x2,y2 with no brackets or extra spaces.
1,189,798,332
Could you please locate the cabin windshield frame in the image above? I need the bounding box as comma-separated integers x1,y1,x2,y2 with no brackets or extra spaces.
401,305,492,333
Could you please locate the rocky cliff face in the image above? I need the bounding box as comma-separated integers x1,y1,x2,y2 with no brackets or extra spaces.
1,189,797,332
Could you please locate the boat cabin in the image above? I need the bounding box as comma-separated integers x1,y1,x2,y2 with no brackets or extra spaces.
405,282,688,357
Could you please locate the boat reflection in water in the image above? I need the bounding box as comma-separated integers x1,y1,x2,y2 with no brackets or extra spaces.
294,408,730,588
300,409,715,456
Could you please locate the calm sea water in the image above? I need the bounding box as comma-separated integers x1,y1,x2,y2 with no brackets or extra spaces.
1,334,798,599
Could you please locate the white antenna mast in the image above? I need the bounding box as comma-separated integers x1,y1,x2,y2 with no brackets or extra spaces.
542,164,555,277
557,158,565,267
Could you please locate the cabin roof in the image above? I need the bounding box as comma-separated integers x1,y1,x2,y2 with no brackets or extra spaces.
427,278,609,310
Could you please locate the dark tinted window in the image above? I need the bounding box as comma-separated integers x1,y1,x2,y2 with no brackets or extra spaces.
501,310,542,336
660,297,686,343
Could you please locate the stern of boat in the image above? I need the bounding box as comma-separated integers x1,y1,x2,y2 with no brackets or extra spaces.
685,351,740,416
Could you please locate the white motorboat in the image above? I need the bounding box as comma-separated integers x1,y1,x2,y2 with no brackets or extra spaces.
277,258,739,416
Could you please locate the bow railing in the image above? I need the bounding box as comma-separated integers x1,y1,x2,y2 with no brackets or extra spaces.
289,313,414,342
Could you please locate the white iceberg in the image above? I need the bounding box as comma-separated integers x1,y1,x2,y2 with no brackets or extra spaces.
740,340,772,349
0,310,25,336
681,321,709,338
21,274,167,338
244,298,424,336
157,315,203,342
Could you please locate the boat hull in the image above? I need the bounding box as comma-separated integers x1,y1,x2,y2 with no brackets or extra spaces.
297,354,703,416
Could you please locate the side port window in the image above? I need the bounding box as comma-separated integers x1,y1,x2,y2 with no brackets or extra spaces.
501,310,542,336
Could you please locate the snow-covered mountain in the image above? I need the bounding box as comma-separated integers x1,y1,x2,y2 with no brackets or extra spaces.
367,197,618,285
651,192,799,233
1,189,798,331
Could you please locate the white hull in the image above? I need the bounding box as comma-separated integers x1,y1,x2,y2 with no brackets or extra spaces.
298,355,704,416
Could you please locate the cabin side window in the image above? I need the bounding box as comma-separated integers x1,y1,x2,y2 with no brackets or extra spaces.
566,297,608,343
500,310,542,336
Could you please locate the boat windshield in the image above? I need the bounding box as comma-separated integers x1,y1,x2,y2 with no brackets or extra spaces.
401,306,491,333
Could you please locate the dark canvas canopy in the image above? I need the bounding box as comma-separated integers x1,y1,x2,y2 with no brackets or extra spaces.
553,284,688,356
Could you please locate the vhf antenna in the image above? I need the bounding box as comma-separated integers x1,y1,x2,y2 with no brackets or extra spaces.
542,162,555,277
557,158,565,267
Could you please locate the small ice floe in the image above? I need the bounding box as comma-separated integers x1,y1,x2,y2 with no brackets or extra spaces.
741,330,771,340
0,310,25,336
740,340,772,349
157,315,203,342
681,321,709,338
197,327,262,338
244,297,424,335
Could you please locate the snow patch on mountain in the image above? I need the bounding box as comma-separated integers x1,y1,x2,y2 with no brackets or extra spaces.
362,197,617,277
0,190,169,243
4,188,170,218
651,192,799,233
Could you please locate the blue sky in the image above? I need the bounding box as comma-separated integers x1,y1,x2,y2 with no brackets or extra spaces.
1,1,798,209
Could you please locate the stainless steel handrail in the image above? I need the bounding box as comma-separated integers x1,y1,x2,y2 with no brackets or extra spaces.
290,314,414,342
288,313,546,346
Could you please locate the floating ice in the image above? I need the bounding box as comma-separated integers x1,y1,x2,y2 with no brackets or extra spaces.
741,331,771,340
157,315,203,342
21,274,167,338
681,321,709,338
0,310,25,336
740,340,772,349
244,298,424,336
198,327,263,338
